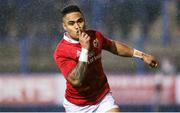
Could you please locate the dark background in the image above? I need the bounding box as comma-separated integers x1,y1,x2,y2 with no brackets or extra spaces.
0,0,180,112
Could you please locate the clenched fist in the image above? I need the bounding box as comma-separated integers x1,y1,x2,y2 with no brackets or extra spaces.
142,54,158,68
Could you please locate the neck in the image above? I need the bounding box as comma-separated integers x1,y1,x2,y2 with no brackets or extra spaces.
67,33,79,41
64,32,79,44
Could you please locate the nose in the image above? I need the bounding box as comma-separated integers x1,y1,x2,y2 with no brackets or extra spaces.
75,23,80,30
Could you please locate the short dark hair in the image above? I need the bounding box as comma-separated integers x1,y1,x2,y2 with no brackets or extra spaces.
61,5,82,17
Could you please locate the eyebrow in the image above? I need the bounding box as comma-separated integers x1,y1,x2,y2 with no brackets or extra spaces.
67,17,83,23
68,21,75,23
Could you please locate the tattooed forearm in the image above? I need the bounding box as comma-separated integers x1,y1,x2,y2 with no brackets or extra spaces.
67,62,88,87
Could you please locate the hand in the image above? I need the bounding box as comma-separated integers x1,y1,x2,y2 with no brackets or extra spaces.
142,54,158,68
78,31,90,50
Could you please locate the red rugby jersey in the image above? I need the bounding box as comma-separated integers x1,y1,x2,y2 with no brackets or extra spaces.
54,30,113,105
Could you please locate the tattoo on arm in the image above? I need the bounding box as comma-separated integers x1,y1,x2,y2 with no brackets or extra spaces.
68,62,88,87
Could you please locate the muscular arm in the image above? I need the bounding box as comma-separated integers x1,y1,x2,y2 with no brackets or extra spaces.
67,31,90,88
67,62,88,87
106,40,134,57
105,40,158,68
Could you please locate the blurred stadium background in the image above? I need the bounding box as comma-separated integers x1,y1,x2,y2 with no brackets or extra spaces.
0,0,180,112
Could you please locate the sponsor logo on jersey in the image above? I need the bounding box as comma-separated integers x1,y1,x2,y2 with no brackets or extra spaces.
77,50,101,64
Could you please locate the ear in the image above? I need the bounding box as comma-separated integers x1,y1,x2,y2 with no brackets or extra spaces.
63,22,67,31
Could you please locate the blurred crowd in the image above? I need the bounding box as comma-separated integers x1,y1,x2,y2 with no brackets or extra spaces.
0,0,179,73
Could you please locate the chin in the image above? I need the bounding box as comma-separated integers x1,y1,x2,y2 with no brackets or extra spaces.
72,36,79,41
74,38,79,41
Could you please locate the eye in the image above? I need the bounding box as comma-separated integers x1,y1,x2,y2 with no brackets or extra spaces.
77,18,84,23
68,21,75,25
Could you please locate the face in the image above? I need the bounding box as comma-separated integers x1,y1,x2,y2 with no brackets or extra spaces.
63,12,85,40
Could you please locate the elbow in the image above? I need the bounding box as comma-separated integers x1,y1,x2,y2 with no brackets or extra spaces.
67,78,83,88
71,80,82,88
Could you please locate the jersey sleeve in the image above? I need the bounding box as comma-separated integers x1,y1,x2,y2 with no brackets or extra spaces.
54,49,77,79
96,31,113,50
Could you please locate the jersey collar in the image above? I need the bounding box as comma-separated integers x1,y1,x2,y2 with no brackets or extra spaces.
63,32,79,44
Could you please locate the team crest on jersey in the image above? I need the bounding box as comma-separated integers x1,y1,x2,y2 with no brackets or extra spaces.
93,39,98,48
